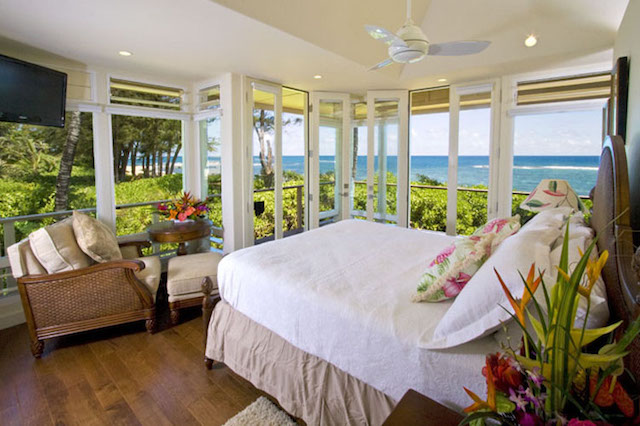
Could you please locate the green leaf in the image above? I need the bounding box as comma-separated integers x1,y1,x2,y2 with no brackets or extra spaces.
495,393,515,413
525,200,545,208
549,180,558,192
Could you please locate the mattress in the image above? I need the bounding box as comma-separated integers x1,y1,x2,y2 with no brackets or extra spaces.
217,220,500,409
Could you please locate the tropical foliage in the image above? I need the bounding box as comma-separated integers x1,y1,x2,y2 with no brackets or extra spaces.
462,222,640,425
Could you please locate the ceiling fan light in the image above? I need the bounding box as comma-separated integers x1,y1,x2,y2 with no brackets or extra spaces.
524,35,537,47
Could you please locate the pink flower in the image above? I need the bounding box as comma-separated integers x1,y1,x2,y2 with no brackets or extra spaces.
567,420,597,426
177,212,187,221
543,189,566,197
483,218,509,234
185,206,196,216
430,245,456,267
158,204,167,211
442,272,471,297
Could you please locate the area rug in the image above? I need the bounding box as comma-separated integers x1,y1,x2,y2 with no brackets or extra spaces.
222,396,297,426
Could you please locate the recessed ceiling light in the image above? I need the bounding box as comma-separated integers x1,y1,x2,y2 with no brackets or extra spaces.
118,50,133,57
524,35,537,48
314,75,322,79
437,78,447,82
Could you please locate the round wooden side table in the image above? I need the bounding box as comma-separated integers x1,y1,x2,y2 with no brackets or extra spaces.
147,219,212,256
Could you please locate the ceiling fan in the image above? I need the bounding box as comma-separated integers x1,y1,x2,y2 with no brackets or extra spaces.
365,0,490,71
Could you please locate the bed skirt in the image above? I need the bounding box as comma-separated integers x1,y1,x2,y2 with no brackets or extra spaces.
205,300,396,426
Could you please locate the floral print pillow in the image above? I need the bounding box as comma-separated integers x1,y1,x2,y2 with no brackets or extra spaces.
413,234,495,303
472,215,521,250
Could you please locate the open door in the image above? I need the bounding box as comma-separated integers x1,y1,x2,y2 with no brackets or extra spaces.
245,80,283,245
309,92,351,228
446,81,500,235
366,90,409,226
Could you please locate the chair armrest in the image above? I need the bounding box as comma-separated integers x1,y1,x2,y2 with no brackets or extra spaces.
119,240,152,257
19,259,146,285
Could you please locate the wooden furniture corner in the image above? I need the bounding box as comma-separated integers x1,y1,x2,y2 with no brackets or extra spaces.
382,389,463,426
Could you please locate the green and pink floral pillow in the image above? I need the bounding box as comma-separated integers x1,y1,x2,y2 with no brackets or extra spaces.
413,233,495,302
413,216,521,303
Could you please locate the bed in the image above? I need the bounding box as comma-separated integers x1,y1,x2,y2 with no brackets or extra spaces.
203,135,640,425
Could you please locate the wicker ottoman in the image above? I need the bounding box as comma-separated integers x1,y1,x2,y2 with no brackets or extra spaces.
167,252,221,325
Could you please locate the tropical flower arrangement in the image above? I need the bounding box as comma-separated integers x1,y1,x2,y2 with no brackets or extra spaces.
462,223,640,425
157,191,210,222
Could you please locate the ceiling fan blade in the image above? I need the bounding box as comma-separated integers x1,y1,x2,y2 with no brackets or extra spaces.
365,25,406,46
368,58,394,71
427,41,490,56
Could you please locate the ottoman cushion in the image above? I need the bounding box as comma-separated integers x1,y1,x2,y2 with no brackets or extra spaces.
167,252,221,297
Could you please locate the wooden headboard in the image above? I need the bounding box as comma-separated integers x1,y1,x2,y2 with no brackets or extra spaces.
590,135,640,380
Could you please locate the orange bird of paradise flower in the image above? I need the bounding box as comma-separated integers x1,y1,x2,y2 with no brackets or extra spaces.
464,357,497,413
495,264,542,327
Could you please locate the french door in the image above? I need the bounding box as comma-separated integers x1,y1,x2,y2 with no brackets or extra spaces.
366,91,409,226
446,81,500,235
309,92,351,228
245,80,283,245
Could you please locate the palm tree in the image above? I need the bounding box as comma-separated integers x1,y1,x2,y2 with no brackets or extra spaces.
55,111,81,211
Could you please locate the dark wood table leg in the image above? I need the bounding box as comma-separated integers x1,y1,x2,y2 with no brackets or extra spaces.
177,242,187,256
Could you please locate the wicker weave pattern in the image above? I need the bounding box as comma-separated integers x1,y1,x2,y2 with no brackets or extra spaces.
26,268,144,328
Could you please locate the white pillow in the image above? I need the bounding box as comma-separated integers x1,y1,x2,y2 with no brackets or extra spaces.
426,218,561,349
494,219,609,347
520,206,573,233
28,217,93,274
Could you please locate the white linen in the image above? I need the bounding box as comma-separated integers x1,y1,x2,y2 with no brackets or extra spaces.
218,219,499,409
428,210,563,349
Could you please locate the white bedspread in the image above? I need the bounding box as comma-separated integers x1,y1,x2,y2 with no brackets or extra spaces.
218,220,499,409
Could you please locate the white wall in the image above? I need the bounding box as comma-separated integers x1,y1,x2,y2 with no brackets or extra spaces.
614,0,640,230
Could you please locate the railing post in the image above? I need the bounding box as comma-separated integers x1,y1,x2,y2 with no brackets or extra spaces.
296,185,303,230
3,222,16,256
151,212,160,254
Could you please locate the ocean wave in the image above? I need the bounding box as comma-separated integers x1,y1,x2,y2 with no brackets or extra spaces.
472,165,597,171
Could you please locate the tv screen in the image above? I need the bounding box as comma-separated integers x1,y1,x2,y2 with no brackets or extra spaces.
0,54,67,128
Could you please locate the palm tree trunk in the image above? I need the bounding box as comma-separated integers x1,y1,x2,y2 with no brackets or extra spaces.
55,111,81,211
131,143,138,177
165,149,171,175
352,127,358,179
169,144,182,174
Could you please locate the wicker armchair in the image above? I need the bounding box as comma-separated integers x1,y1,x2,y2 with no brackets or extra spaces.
8,239,159,358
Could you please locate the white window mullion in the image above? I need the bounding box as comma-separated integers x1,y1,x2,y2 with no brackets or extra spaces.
366,95,375,221
274,92,283,239
446,88,460,236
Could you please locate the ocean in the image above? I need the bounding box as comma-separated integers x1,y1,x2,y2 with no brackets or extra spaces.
199,155,599,197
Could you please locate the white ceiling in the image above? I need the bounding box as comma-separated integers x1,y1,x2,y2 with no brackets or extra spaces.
0,0,628,93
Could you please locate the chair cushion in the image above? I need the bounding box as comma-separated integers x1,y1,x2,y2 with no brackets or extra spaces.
167,252,222,297
28,217,93,274
7,238,47,278
120,245,140,260
72,211,123,263
133,255,161,297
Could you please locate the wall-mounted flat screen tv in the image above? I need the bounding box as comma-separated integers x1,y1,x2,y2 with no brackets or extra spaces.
0,54,67,128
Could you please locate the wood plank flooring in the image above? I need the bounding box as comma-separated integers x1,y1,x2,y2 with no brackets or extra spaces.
0,307,268,426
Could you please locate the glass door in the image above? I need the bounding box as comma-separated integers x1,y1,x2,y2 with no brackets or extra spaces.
366,91,409,226
248,82,283,244
309,93,351,228
447,82,500,235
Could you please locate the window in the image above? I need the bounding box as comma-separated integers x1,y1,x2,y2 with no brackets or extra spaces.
456,92,491,235
318,101,343,218
111,115,183,240
512,110,601,220
0,112,95,296
281,87,306,236
350,101,367,217
199,115,222,250
110,78,183,110
372,100,399,223
409,88,449,232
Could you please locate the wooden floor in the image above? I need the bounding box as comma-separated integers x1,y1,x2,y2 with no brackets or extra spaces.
0,307,266,426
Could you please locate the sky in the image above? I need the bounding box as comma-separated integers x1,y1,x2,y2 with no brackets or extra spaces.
237,108,604,157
